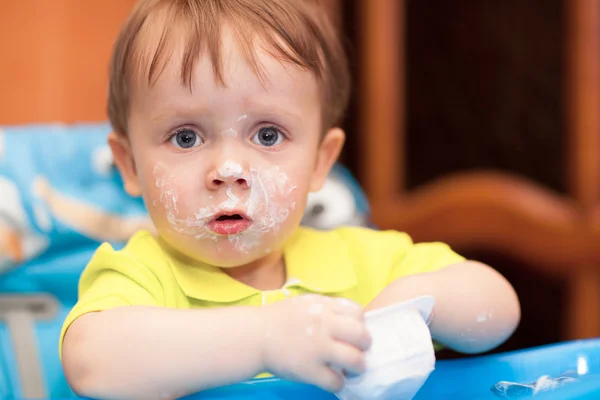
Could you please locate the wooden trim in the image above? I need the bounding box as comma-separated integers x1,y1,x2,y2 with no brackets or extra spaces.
567,266,600,339
370,172,589,273
566,0,600,208
564,0,600,340
359,0,404,201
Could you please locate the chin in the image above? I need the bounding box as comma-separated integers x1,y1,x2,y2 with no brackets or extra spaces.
197,247,270,268
163,222,295,267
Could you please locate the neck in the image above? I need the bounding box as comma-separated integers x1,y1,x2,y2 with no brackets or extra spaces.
157,234,287,290
223,250,286,290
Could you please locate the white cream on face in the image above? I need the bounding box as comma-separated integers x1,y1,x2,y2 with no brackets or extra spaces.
222,186,240,209
218,160,245,178
153,161,296,254
222,165,296,253
220,128,238,138
219,114,248,139
154,163,182,224
216,161,244,211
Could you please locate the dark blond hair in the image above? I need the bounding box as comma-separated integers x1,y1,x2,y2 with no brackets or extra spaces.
108,0,350,135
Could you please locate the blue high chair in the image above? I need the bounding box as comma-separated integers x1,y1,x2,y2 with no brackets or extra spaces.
1,124,600,400
0,123,148,399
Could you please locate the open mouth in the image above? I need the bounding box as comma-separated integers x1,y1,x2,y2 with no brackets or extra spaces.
215,214,244,221
208,212,252,235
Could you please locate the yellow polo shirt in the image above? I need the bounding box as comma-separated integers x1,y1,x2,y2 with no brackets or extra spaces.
59,226,464,355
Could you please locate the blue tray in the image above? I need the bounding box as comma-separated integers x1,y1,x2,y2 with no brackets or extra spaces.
14,339,600,399
185,339,600,400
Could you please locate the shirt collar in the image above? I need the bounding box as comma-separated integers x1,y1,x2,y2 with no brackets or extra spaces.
165,227,357,303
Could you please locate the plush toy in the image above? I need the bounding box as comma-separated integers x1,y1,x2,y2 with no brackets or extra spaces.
0,124,151,275
301,164,370,230
0,176,49,269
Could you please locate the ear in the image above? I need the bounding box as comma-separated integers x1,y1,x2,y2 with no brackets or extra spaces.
310,127,345,192
108,132,142,197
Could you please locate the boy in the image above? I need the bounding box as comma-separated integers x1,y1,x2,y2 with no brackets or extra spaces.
60,1,520,399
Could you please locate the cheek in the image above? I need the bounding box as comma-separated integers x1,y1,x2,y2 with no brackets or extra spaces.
264,168,311,222
278,175,309,209
147,162,201,216
241,165,305,230
284,166,313,197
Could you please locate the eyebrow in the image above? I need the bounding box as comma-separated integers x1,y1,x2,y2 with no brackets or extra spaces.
243,100,303,125
149,106,215,124
150,101,303,125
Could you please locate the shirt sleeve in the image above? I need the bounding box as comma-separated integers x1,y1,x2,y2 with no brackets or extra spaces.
388,240,465,283
59,242,164,358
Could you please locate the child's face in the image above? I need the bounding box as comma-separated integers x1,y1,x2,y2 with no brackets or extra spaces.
110,29,344,267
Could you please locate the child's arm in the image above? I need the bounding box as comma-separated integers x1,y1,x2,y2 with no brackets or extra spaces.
365,261,520,354
62,295,371,400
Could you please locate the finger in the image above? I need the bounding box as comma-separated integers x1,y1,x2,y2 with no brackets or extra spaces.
330,316,372,351
311,365,344,393
325,342,366,377
331,297,364,319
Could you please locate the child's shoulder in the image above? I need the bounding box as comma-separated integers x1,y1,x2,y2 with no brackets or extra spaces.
77,230,169,292
123,229,162,250
92,230,168,269
296,226,413,245
293,226,415,255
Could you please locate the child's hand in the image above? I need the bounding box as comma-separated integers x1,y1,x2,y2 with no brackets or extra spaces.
260,294,371,392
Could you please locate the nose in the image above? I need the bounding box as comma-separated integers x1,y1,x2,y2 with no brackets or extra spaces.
206,165,251,191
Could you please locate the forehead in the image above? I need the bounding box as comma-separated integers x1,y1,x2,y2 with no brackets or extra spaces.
130,23,321,116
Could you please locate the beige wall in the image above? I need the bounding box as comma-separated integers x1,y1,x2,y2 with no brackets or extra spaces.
0,1,136,124
0,0,340,125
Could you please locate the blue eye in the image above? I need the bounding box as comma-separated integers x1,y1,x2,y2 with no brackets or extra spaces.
170,128,203,149
251,126,285,147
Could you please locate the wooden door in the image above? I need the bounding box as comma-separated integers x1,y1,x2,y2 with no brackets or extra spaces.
357,0,600,340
